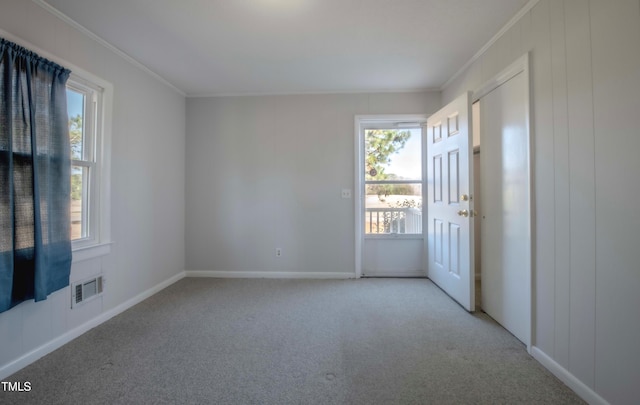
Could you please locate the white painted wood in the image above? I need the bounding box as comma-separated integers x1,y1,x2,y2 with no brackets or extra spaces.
531,347,608,405
427,92,474,312
474,55,529,101
478,57,531,347
529,0,556,356
564,0,596,388
590,1,640,402
548,0,571,369
442,0,540,90
362,239,424,277
71,242,112,263
442,1,640,402
481,27,512,85
472,102,481,148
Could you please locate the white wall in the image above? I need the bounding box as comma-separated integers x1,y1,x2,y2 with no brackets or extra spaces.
443,1,640,403
186,92,440,274
0,0,185,376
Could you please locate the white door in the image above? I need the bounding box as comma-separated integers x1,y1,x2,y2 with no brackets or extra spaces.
426,92,475,311
477,55,531,346
356,115,426,277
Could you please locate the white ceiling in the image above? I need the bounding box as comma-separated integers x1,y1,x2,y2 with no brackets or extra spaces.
42,0,529,97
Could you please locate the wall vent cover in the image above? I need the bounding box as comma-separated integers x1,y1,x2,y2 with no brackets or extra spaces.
72,275,104,308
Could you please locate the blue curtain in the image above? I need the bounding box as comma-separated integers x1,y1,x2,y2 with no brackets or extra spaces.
0,38,72,313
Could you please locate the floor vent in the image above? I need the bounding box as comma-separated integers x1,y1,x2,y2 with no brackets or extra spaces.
72,275,104,308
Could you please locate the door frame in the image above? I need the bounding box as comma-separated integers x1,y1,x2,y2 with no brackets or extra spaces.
354,114,428,279
473,53,534,350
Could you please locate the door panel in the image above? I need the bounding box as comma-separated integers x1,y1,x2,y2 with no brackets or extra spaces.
449,223,460,276
433,155,442,202
480,70,531,346
426,92,474,311
448,150,459,204
362,239,424,277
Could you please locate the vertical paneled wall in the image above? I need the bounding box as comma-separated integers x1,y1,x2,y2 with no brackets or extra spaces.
590,1,640,403
443,1,640,403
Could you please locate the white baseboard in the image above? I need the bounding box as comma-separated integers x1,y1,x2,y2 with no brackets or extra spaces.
361,271,426,278
530,346,609,405
0,271,186,380
185,270,355,279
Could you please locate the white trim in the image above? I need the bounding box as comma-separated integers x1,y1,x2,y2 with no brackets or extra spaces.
0,28,108,89
31,0,185,97
472,54,529,102
68,78,101,249
362,271,426,278
530,347,610,405
354,114,428,125
440,0,540,91
0,271,185,380
185,271,355,279
354,115,364,279
364,235,424,240
187,87,439,98
354,115,428,280
71,242,113,263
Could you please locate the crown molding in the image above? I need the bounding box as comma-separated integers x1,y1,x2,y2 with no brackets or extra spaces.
32,0,186,97
440,0,540,91
187,87,440,98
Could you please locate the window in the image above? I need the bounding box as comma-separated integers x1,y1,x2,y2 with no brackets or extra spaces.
363,125,423,235
66,77,104,250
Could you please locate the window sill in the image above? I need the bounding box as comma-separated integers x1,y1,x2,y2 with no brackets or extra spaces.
72,242,112,263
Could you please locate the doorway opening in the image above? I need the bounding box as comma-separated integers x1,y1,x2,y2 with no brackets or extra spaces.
355,115,427,278
472,101,482,310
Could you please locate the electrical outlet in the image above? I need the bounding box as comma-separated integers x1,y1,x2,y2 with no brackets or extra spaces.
341,189,352,198
275,248,282,257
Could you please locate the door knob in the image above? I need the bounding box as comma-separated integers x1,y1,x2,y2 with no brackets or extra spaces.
461,194,469,201
457,209,469,217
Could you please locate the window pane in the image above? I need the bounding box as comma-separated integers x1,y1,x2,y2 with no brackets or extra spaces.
365,183,422,234
67,89,84,160
70,165,88,240
365,128,422,181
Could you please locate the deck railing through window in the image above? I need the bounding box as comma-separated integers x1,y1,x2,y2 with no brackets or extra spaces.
365,207,422,234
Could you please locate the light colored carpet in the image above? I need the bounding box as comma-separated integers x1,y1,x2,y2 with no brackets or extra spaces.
4,278,583,404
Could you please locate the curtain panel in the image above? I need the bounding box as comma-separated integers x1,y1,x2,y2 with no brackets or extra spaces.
0,38,72,313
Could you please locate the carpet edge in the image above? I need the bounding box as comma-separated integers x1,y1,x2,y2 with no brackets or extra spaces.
531,346,609,405
0,271,186,380
185,270,355,279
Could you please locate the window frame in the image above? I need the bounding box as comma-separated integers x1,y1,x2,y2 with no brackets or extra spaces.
67,80,98,246
66,72,113,262
361,122,425,239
